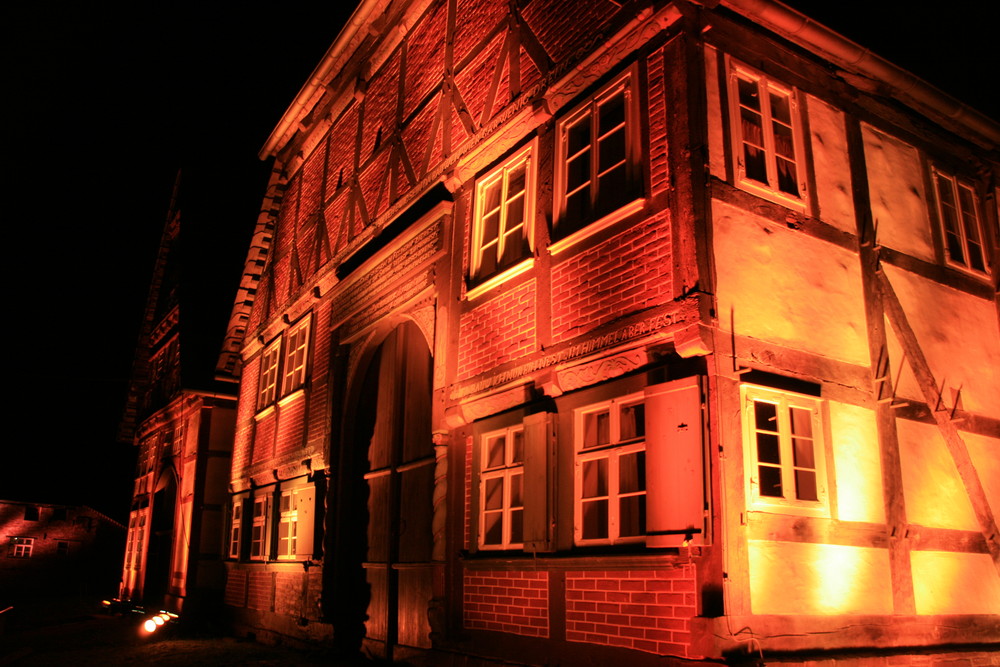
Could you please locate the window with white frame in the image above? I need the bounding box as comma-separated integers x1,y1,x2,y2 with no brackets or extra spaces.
479,426,525,549
556,67,640,237
250,496,269,560
933,169,989,274
228,500,242,559
277,491,298,559
281,318,311,395
741,384,829,516
8,537,33,558
471,143,535,281
728,60,807,208
574,393,647,545
257,339,281,409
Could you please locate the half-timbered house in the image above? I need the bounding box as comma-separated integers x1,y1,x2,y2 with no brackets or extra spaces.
218,0,1000,663
119,176,237,619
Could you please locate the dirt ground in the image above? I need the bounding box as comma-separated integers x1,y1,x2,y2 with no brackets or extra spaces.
0,597,374,667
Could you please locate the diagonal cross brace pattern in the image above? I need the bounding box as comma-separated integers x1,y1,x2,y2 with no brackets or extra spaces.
877,270,1000,575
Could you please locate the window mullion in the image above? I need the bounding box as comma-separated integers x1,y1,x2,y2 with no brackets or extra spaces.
760,80,778,191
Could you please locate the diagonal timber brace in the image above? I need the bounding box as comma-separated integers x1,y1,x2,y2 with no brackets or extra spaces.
877,270,1000,575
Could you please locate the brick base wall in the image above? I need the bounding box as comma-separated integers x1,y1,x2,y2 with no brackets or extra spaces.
565,567,696,657
463,570,549,638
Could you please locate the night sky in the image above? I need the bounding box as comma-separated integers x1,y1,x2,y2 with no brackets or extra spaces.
3,2,997,522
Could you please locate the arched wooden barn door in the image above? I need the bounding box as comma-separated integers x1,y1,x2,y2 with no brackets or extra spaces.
358,320,434,659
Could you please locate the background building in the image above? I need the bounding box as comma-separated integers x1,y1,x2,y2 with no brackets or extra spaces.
118,175,237,619
218,0,1000,663
0,501,124,605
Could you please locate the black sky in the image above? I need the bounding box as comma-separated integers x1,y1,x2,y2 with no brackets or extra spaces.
3,2,997,522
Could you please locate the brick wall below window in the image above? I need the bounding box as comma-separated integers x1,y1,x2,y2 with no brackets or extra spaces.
464,569,549,638
565,567,696,657
224,568,248,607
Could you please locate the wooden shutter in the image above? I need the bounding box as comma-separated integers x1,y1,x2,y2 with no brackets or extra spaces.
295,487,315,559
522,412,556,552
644,377,706,547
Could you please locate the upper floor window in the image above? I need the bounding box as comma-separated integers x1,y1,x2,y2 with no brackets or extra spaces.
574,393,646,545
555,67,641,238
479,425,525,550
8,537,33,558
933,169,989,274
277,490,299,559
257,339,281,409
741,384,829,517
281,318,311,395
727,60,807,209
23,506,39,521
257,315,311,412
250,496,269,560
471,143,536,282
228,500,242,559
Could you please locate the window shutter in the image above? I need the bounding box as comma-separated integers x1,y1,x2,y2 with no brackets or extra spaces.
522,412,555,552
644,377,705,547
295,487,315,559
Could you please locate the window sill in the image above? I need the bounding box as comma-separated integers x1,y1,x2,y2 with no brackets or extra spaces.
735,178,808,213
465,257,534,301
254,404,276,421
746,502,830,519
549,197,645,256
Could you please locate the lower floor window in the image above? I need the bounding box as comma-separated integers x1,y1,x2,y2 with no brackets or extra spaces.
575,394,647,545
8,537,33,558
742,384,829,516
250,497,268,560
277,491,298,558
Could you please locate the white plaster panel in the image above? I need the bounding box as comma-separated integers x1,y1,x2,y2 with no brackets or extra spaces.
713,200,869,366
829,403,885,524
806,96,855,234
861,124,933,261
966,432,1000,522
748,540,893,615
882,264,1000,415
704,45,727,182
911,551,1000,615
897,419,979,531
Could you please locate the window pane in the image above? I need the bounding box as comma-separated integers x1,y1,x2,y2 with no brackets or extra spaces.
598,128,626,174
776,157,799,196
566,152,591,192
583,411,610,448
505,192,525,232
958,186,986,272
754,401,778,431
507,162,527,198
793,437,815,469
564,188,590,226
769,91,791,124
619,451,645,493
510,472,523,509
582,499,609,540
481,210,501,248
484,477,504,510
596,163,628,216
620,402,645,440
795,469,818,501
483,511,503,545
738,77,761,111
789,407,813,438
619,495,646,538
937,179,966,264
510,430,524,464
486,436,505,469
756,432,780,464
759,465,783,497
582,458,608,498
510,508,523,544
567,116,591,156
599,92,625,135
